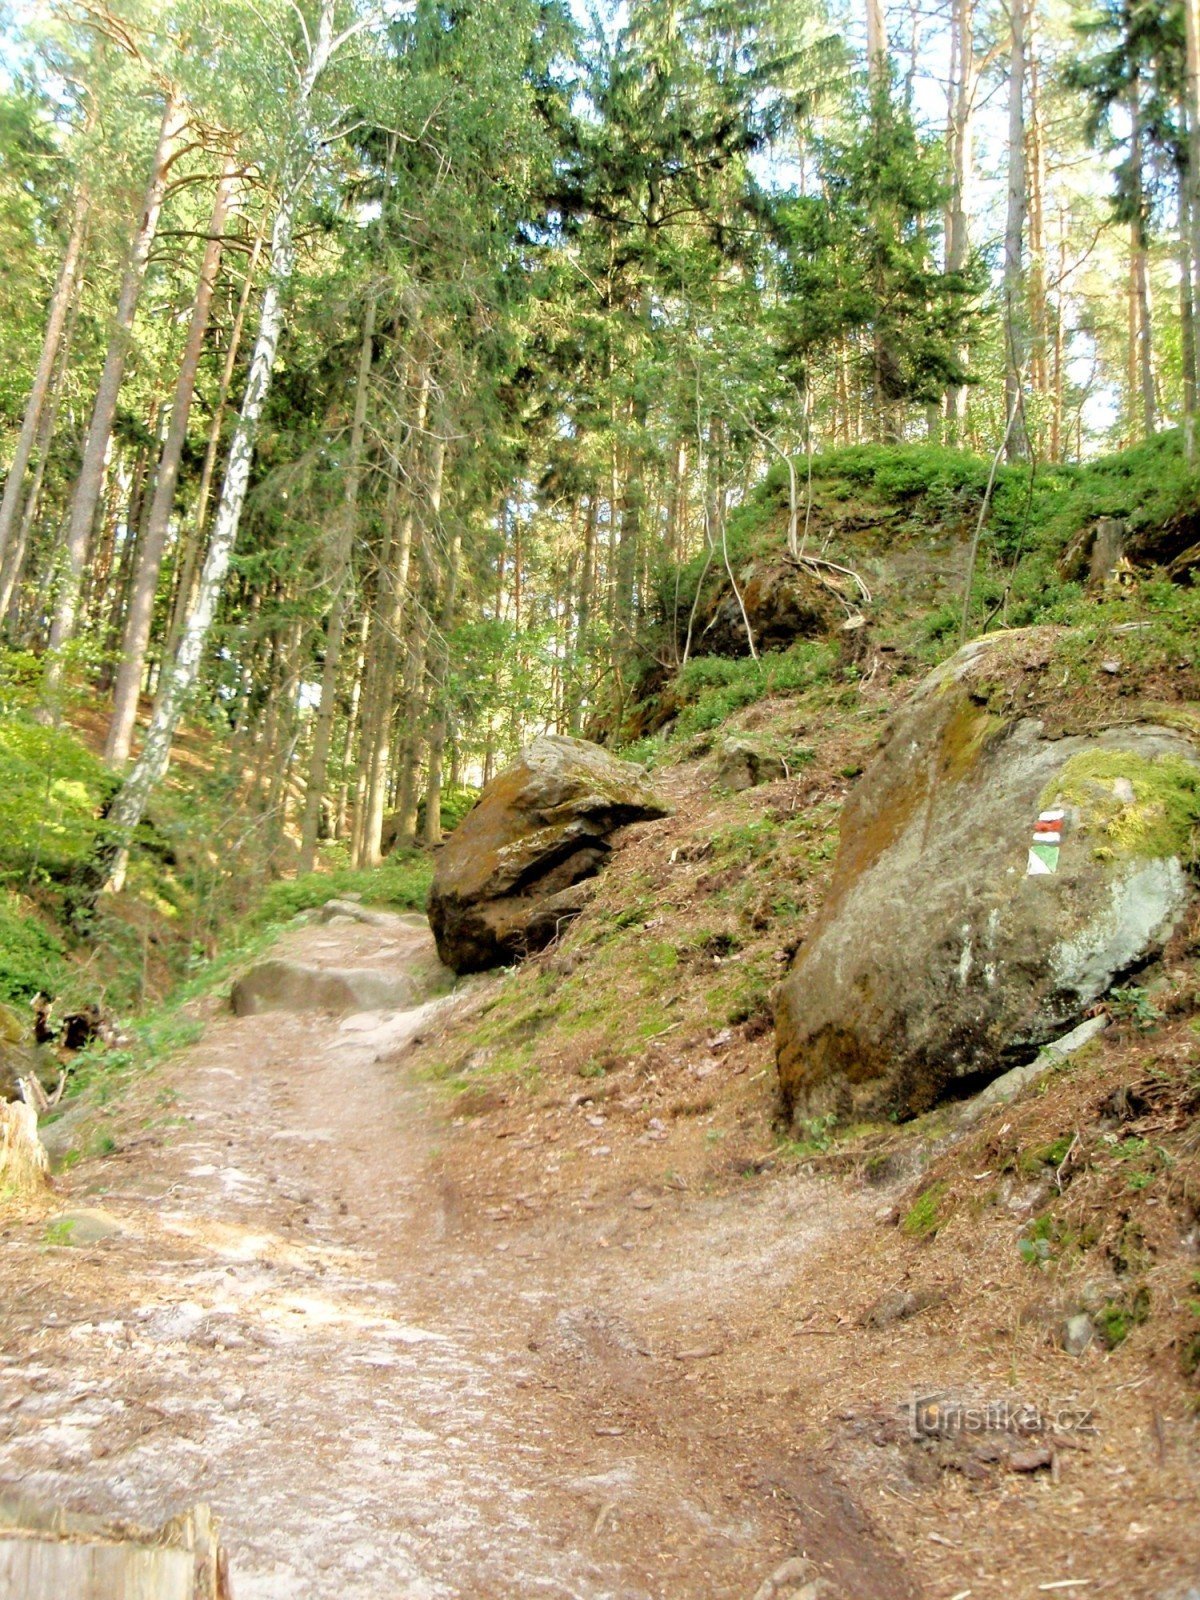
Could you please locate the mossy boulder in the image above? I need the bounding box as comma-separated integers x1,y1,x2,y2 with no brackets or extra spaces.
776,630,1198,1123
428,735,671,974
685,558,840,658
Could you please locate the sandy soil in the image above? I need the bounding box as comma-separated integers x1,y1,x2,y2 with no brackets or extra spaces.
2,909,1197,1599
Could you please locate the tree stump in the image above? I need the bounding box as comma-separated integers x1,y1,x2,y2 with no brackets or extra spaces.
0,1093,48,1200
0,1498,230,1599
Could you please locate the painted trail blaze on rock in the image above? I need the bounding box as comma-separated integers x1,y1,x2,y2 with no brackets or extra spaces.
428,735,671,974
775,629,1198,1122
1028,809,1064,875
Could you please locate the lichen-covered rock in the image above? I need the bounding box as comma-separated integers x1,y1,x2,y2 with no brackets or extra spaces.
715,737,786,792
428,735,671,973
688,559,838,658
776,631,1198,1122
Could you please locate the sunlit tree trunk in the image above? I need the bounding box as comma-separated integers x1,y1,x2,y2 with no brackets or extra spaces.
0,183,90,574
106,167,236,766
1026,38,1049,442
356,363,429,866
43,95,185,706
164,225,266,660
943,0,973,436
1003,0,1028,460
99,4,341,888
1129,81,1156,439
0,278,82,625
299,288,377,870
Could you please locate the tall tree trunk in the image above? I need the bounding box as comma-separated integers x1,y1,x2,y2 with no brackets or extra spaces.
1186,0,1200,462
1181,153,1197,463
1129,81,1156,439
164,225,266,660
356,363,429,867
390,599,431,852
43,95,185,705
1003,0,1028,460
298,289,377,871
105,167,236,766
865,0,886,81
420,438,452,849
0,183,90,573
335,611,370,839
100,2,339,888
1051,205,1067,463
569,494,597,735
1026,40,1049,429
0,276,82,624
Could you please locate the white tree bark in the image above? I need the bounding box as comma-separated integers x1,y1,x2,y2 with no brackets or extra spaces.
943,0,974,436
105,166,237,767
102,0,340,883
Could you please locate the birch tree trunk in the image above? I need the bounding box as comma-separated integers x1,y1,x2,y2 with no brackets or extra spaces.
99,2,339,889
105,167,236,766
298,289,377,871
0,183,90,572
1129,82,1156,439
43,95,185,701
164,226,266,660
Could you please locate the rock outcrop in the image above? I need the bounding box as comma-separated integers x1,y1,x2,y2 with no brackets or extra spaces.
428,735,671,973
776,630,1198,1122
231,954,453,1017
696,559,838,657
714,737,786,791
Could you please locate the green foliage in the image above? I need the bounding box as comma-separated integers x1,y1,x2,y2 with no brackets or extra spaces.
1096,1285,1152,1349
902,1180,948,1238
0,709,113,886
240,852,433,935
0,890,66,1004
663,642,836,745
1042,749,1200,866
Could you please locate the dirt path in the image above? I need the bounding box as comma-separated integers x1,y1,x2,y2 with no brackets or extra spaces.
0,912,912,1599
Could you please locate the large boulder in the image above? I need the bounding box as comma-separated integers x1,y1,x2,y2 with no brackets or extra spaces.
689,559,839,658
428,735,671,973
776,631,1199,1122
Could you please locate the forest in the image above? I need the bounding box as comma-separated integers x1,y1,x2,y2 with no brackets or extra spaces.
1,0,1197,924
3,0,1200,1591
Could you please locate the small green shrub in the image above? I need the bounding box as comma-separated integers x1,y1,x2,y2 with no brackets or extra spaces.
902,1179,948,1238
0,890,66,1003
242,851,433,934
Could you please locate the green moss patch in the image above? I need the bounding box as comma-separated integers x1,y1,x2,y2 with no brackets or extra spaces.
1041,748,1200,864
